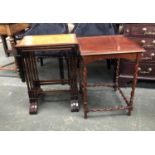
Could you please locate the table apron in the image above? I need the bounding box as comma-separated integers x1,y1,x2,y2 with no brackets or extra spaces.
82,53,142,65
16,44,78,52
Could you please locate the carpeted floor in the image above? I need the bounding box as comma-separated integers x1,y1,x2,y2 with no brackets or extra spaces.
0,42,155,131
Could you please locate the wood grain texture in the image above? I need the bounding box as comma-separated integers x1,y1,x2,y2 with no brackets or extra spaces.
16,34,78,47
0,23,30,35
78,35,145,56
15,35,80,113
78,35,144,118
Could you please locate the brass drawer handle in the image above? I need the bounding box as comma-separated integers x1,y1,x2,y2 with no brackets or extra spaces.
138,67,152,74
126,29,130,33
141,40,155,48
141,40,148,48
144,31,155,35
142,27,155,35
142,27,147,31
141,40,146,44
141,52,155,60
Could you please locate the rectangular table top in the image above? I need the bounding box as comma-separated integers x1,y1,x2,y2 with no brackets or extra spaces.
78,35,145,56
16,34,78,48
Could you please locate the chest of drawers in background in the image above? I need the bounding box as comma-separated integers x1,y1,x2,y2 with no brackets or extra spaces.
118,24,155,86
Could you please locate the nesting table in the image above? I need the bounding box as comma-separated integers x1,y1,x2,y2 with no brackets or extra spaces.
15,34,80,114
78,35,145,118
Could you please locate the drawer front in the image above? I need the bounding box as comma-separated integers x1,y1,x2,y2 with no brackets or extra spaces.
138,63,155,77
128,37,155,49
119,61,155,77
141,49,155,62
124,24,155,37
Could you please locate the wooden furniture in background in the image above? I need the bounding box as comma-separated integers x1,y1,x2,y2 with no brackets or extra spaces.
119,24,155,86
15,34,80,114
78,35,144,118
0,23,30,71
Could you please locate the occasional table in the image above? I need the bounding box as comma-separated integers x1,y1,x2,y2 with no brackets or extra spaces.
15,34,79,114
78,35,145,118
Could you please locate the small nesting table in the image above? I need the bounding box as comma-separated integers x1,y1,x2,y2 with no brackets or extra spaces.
15,34,80,114
78,35,145,118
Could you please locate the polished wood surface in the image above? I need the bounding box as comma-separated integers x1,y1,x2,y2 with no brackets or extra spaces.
78,35,145,56
0,23,30,36
16,34,78,47
15,34,79,114
78,35,145,118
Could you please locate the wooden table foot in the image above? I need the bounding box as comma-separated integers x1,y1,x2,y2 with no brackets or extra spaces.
70,100,79,112
29,102,38,114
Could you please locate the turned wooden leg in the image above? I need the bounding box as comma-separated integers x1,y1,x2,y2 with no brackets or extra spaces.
68,54,79,112
78,58,83,94
114,59,120,91
82,65,88,119
23,52,40,114
128,54,140,116
65,57,70,81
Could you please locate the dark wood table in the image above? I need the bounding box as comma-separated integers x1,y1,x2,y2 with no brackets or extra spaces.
15,34,79,114
78,35,145,118
0,23,30,71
